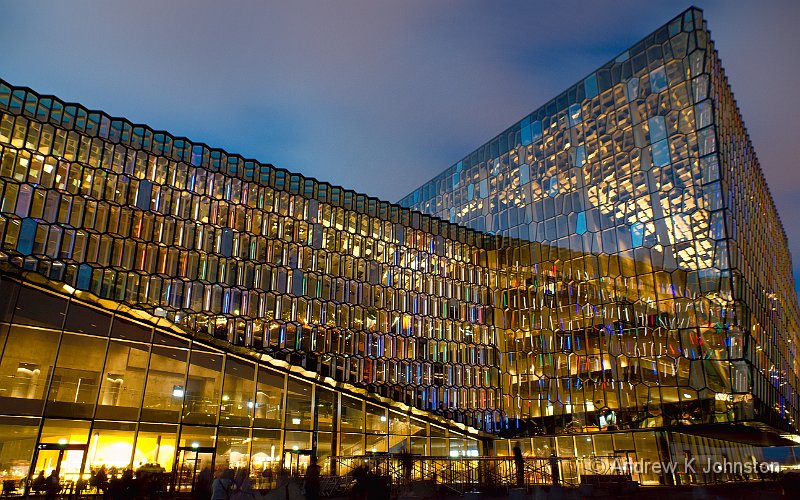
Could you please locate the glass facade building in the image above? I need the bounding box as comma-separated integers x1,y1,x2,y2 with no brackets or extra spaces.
400,5,799,465
0,7,797,490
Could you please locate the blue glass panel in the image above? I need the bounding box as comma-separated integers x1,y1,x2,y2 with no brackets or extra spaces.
467,184,474,201
648,116,667,143
652,139,671,167
17,218,36,255
568,104,582,126
136,180,153,210
574,145,586,167
521,124,531,146
520,165,529,184
631,222,644,247
576,212,587,235
220,228,234,257
479,180,488,198
531,121,543,142
547,176,558,197
519,117,531,146
77,263,93,290
292,269,304,296
626,78,639,102
649,66,668,93
584,74,598,99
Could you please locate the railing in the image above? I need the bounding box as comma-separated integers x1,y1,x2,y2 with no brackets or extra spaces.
329,454,585,495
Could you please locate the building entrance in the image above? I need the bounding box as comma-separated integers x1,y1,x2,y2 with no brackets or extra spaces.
28,443,88,494
283,449,313,476
173,447,215,493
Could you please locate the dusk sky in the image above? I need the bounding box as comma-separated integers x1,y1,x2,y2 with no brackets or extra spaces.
2,0,798,299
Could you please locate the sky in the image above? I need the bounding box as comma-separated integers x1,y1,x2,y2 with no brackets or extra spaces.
1,0,798,299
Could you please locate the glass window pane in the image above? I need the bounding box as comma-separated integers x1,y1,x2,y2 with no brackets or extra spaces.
0,416,40,490
134,423,177,473
430,437,447,456
284,431,311,453
87,421,135,471
250,429,281,487
316,432,334,473
365,404,386,431
141,345,188,423
0,276,20,322
0,326,60,415
315,386,336,432
36,419,90,482
178,426,216,449
216,427,251,471
340,396,363,432
46,333,107,418
220,357,255,427
613,433,635,451
95,339,149,420
110,317,152,343
183,349,223,425
254,368,284,428
408,418,427,454
339,433,363,456
634,432,660,485
284,378,312,431
556,436,575,457
388,411,408,436
366,433,387,453
576,435,593,458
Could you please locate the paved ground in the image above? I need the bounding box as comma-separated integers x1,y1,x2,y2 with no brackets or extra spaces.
25,479,786,499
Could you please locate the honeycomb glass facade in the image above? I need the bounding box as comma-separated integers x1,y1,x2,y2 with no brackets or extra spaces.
400,7,800,441
0,79,493,487
0,7,797,491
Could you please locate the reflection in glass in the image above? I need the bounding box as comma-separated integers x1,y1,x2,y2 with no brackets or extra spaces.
134,424,177,472
254,369,284,428
46,333,107,418
183,350,223,425
141,345,187,423
96,339,149,420
0,327,59,414
220,357,255,427
285,378,312,431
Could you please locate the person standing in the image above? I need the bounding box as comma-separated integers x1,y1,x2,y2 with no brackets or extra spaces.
304,456,321,500
211,469,233,500
513,442,524,487
400,450,413,484
194,467,213,500
32,471,46,495
45,470,60,500
230,469,255,500
549,453,560,486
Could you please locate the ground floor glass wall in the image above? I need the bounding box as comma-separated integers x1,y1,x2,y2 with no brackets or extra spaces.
494,429,766,485
0,276,481,491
